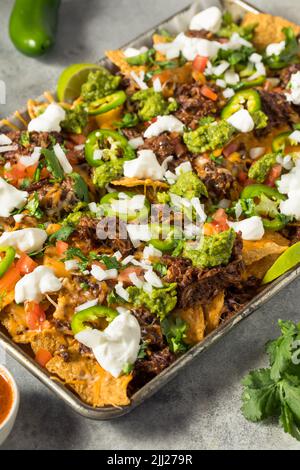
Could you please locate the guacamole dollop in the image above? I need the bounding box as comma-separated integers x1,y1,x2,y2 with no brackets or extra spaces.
81,68,121,103
183,119,235,154
183,228,236,268
131,88,178,122
248,153,277,183
61,106,88,134
127,283,177,321
170,171,208,199
92,159,124,188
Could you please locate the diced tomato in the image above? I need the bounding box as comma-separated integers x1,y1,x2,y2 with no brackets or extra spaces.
35,348,52,367
56,240,69,256
0,265,21,293
211,208,229,232
25,302,46,330
203,223,218,236
16,253,37,275
201,85,218,101
266,164,282,187
68,134,86,145
238,170,248,184
193,55,208,73
118,266,144,284
5,162,38,186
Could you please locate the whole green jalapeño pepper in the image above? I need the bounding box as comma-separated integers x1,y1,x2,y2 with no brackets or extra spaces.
0,247,16,278
71,305,119,335
9,0,60,57
85,129,135,167
100,191,150,222
241,184,287,231
86,91,127,116
221,89,261,120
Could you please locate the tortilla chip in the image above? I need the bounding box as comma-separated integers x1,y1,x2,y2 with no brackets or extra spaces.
111,177,169,190
242,239,288,266
0,302,33,343
46,351,131,407
30,328,68,356
152,33,169,61
204,291,225,334
242,13,300,50
263,230,290,246
105,50,146,77
176,303,205,345
246,253,280,280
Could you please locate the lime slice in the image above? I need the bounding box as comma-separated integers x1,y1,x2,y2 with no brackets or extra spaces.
262,241,300,284
57,63,103,103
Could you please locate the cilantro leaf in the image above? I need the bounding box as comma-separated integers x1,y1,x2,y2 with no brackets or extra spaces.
161,317,188,354
241,368,280,422
49,225,74,242
42,148,64,180
70,172,89,203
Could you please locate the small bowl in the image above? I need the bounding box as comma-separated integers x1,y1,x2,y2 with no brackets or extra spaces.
0,365,19,446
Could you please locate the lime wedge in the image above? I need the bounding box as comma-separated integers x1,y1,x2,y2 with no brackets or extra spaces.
57,63,103,103
262,241,300,284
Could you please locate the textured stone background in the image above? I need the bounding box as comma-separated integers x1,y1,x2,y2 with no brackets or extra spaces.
1,0,300,450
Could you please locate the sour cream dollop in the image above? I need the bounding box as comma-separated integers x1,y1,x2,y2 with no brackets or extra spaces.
15,266,62,304
144,115,184,139
189,7,222,33
0,178,28,217
0,228,47,253
28,103,66,133
229,216,265,240
123,149,168,180
75,309,141,378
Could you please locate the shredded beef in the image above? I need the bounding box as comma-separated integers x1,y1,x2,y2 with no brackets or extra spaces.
185,29,214,39
280,64,300,89
36,177,81,221
128,348,176,395
141,132,190,168
163,234,244,308
256,90,299,136
194,157,234,200
133,308,165,351
174,82,220,129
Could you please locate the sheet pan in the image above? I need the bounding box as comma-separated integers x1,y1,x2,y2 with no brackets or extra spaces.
2,0,299,420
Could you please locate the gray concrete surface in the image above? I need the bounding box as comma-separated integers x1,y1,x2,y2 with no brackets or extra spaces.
0,0,300,450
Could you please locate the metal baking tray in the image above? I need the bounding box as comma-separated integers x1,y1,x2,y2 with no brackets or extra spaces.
1,0,299,420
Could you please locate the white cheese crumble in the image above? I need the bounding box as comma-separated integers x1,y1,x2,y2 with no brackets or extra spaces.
75,309,141,378
0,134,12,145
266,41,286,57
144,115,184,139
28,103,66,133
91,264,118,281
286,71,300,106
53,143,73,174
229,216,265,240
15,266,62,303
0,228,47,253
0,178,28,217
226,109,254,133
75,299,98,313
123,46,148,57
189,7,222,33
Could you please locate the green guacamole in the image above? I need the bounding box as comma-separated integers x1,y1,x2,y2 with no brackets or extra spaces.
252,110,268,130
183,228,236,268
156,191,171,204
127,283,177,321
170,171,208,199
183,119,235,154
248,153,277,183
92,159,124,189
61,106,88,134
131,88,178,122
81,68,121,103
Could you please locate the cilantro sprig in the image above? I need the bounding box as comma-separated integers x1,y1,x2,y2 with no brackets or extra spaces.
242,320,300,441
